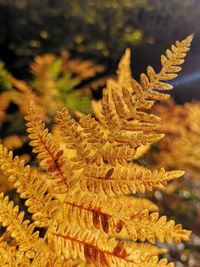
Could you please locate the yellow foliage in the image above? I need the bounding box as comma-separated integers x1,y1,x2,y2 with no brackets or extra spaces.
0,51,105,122
28,51,105,115
0,92,10,124
2,135,24,150
0,35,193,266
151,101,200,178
0,51,105,191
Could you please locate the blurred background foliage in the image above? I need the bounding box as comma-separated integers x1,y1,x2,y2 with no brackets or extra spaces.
0,0,200,96
0,50,107,168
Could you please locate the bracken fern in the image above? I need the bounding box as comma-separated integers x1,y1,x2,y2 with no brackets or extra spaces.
0,34,193,266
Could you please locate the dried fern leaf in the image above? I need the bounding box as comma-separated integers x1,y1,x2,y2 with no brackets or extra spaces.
0,35,193,266
50,223,173,267
62,191,190,244
0,193,41,259
78,164,184,195
25,103,75,192
63,192,158,235
75,111,106,148
117,48,132,90
138,34,193,99
55,108,92,169
0,233,22,266
63,35,193,193
94,35,193,135
0,144,57,227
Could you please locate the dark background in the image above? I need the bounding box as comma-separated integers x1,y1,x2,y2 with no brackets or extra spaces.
0,0,200,102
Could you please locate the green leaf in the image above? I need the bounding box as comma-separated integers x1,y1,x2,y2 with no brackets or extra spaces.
0,61,12,91
48,59,62,79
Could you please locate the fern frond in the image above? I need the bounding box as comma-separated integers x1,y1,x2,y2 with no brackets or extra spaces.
117,48,132,90
108,130,162,150
75,111,106,147
0,233,20,266
63,192,157,235
31,249,79,267
25,103,74,192
0,36,193,266
55,108,91,169
0,193,41,259
92,35,193,142
56,107,162,167
98,144,136,166
0,144,57,227
130,243,167,256
79,164,184,195
138,34,193,102
50,223,173,267
62,191,190,244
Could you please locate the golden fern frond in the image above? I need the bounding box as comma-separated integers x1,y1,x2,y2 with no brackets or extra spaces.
0,144,57,227
78,164,184,195
50,222,173,267
108,195,159,213
129,243,167,256
136,34,193,105
31,248,80,267
25,103,75,192
62,191,190,244
116,48,132,90
43,37,192,266
0,35,193,266
0,193,41,259
133,144,151,159
55,108,91,169
75,111,106,147
56,108,162,168
56,35,193,193
94,34,193,132
0,233,21,266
